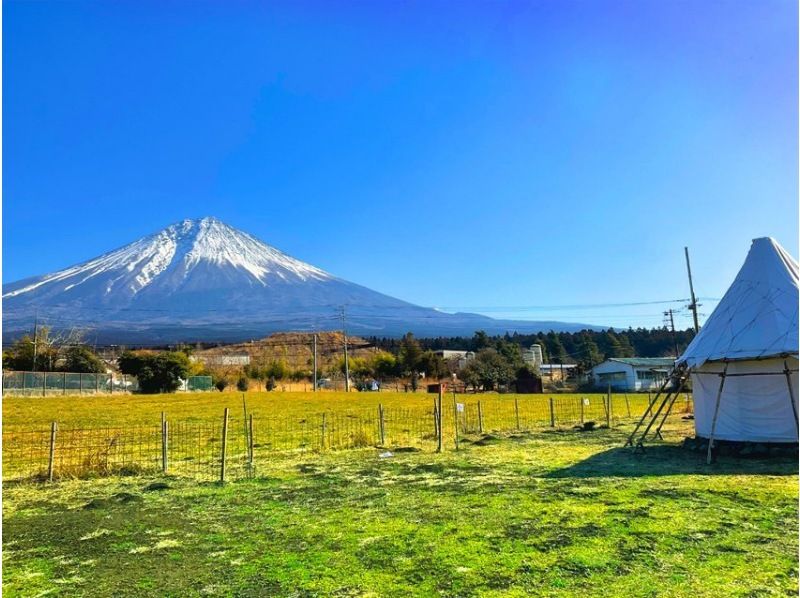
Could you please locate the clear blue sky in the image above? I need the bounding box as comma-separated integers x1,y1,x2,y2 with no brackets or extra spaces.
4,0,797,330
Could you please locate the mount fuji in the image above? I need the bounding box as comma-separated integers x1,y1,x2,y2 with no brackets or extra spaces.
3,217,598,343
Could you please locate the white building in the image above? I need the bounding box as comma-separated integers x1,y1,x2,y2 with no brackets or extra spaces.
433,350,475,369
191,353,251,366
591,357,675,391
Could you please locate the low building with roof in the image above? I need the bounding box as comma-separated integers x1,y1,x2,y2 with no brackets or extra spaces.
591,357,675,391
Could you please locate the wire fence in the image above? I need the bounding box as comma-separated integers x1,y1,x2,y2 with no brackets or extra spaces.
2,371,216,396
2,393,693,483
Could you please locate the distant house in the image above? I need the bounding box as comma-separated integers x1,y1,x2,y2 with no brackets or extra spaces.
191,353,251,367
591,358,675,391
433,350,475,369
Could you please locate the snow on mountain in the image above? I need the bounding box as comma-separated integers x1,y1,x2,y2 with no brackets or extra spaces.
3,217,599,342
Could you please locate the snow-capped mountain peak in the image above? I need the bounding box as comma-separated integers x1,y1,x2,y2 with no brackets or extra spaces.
3,217,332,300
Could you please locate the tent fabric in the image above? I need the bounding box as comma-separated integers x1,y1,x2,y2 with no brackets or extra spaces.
678,237,799,368
692,357,798,442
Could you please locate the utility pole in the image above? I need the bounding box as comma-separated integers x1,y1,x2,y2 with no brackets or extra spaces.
341,307,350,392
312,333,318,392
684,247,700,333
664,309,679,357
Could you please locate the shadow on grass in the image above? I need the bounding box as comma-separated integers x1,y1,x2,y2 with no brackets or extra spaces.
546,445,799,478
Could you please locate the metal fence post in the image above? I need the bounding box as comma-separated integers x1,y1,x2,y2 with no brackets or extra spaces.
549,397,555,427
47,422,58,482
220,408,229,483
477,401,484,434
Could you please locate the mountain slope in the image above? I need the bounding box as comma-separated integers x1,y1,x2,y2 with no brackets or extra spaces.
3,217,599,342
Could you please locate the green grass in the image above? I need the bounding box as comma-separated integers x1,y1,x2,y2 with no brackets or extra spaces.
3,420,796,597
3,390,655,428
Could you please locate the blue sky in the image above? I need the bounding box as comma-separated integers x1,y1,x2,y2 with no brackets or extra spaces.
4,0,797,330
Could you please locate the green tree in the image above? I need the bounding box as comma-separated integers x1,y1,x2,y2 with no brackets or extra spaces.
398,333,424,390
460,349,516,391
236,376,249,391
118,351,190,394
371,351,397,378
61,346,106,373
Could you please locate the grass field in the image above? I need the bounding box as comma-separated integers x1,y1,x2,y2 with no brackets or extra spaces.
3,419,797,597
2,391,676,481
2,390,641,428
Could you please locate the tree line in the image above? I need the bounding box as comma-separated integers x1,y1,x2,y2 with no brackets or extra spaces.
368,326,696,371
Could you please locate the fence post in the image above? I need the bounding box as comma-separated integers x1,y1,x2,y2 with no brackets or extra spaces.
79,373,83,395
436,389,443,453
580,397,585,423
43,372,47,397
110,373,113,395
220,408,229,483
625,393,631,417
378,404,386,446
549,397,555,427
161,412,168,474
47,422,58,482
477,401,484,434
452,394,460,450
96,374,99,394
608,388,614,427
321,413,327,450
248,414,255,474
22,371,26,395
514,398,521,430
605,397,611,428
432,398,439,440
63,372,67,396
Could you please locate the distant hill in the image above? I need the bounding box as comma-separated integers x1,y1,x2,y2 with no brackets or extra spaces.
3,217,601,343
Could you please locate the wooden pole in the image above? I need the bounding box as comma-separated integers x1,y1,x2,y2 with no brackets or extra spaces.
220,408,229,483
161,412,168,474
79,373,83,395
783,360,798,434
321,413,327,449
47,421,57,482
242,394,249,461
63,371,67,396
514,398,520,430
452,394,460,450
109,373,113,395
42,372,46,397
378,404,386,445
624,393,631,417
248,414,255,474
706,365,728,465
580,397,584,423
477,401,484,434
436,388,443,453
549,397,555,427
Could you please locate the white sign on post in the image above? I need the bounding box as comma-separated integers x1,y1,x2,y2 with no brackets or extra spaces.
583,398,590,406
456,403,465,412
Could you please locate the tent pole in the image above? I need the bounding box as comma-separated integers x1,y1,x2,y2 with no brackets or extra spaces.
653,374,688,440
783,360,798,434
706,363,729,465
624,371,674,448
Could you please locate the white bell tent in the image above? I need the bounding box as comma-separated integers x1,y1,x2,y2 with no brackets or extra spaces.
677,237,798,444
